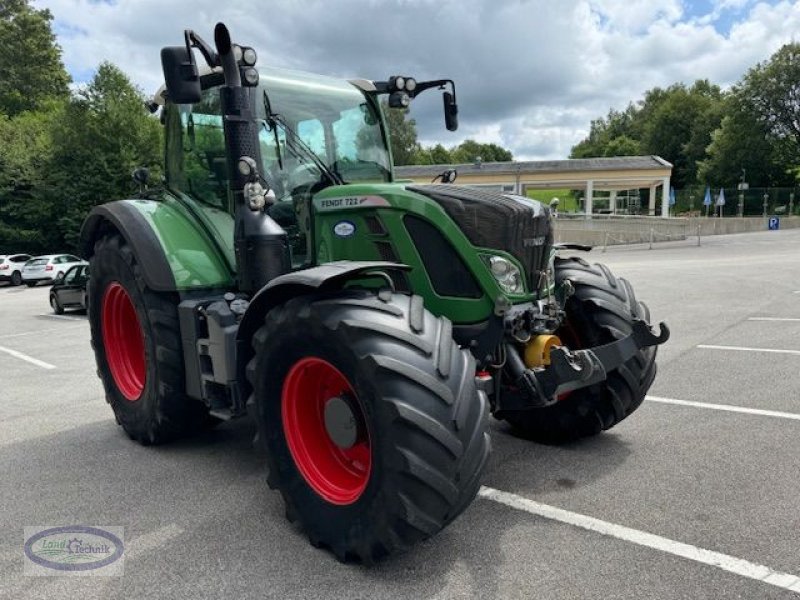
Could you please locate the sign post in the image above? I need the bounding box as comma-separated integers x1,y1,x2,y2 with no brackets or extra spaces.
737,181,748,217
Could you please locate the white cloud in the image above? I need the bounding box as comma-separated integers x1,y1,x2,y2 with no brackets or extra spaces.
33,0,800,160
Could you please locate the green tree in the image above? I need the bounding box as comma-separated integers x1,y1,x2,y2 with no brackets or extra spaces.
450,139,513,163
0,0,70,116
571,105,640,158
0,105,61,251
639,81,724,187
737,43,800,168
571,81,725,188
698,96,790,187
46,62,162,249
382,102,418,166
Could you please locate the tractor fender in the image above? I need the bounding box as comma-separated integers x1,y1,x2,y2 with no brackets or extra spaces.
237,261,411,348
235,261,411,391
80,199,235,292
80,201,176,291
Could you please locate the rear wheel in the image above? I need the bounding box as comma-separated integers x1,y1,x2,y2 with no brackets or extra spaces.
500,256,657,444
25,281,36,288
247,291,490,562
10,271,21,286
89,232,214,444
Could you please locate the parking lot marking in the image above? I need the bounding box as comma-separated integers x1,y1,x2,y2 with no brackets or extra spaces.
748,317,800,322
0,344,56,369
697,344,800,356
0,325,83,340
479,486,800,594
39,313,84,322
646,395,800,421
126,524,184,560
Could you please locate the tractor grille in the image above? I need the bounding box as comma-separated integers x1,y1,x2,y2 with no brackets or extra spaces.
406,185,553,290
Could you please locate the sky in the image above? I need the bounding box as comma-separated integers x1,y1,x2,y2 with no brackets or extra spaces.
34,0,800,160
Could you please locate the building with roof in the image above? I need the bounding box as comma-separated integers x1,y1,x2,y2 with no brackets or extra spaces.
395,155,673,217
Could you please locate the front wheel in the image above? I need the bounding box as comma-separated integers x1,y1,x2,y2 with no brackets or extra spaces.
88,233,214,444
500,256,657,444
247,291,490,562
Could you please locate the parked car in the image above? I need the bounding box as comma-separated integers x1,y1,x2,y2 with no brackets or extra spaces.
49,264,90,314
0,254,32,286
22,254,86,287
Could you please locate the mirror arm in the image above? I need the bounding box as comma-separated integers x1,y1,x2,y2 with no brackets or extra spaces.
409,79,455,100
184,29,219,69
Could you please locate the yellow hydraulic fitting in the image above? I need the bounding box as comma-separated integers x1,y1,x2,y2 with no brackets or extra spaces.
524,334,562,368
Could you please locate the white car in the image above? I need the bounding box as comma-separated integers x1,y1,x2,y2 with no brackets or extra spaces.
0,254,33,286
22,254,87,287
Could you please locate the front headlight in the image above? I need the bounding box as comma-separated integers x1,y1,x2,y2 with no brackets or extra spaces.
485,256,524,294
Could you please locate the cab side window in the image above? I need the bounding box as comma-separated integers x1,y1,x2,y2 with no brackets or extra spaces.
180,90,228,209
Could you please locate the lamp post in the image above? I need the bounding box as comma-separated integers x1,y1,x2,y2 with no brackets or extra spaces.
762,192,769,218
690,193,695,214
790,191,795,216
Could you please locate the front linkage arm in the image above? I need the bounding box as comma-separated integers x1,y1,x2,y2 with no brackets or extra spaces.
502,319,670,410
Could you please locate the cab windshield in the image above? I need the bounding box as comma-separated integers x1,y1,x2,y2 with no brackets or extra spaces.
256,67,392,201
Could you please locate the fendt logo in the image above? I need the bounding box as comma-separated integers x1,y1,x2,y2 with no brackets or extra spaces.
314,196,391,211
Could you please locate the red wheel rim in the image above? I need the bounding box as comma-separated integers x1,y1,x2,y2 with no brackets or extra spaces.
281,357,371,505
101,282,146,402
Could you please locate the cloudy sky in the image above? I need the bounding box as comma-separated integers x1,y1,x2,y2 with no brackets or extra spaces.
34,0,800,160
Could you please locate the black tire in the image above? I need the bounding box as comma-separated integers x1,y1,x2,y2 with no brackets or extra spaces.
25,281,37,288
10,271,22,286
50,292,64,315
501,256,657,444
247,290,490,562
88,232,214,445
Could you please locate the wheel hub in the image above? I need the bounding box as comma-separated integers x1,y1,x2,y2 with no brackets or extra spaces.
324,395,359,449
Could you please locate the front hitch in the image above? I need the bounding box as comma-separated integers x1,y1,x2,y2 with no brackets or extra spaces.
502,319,670,410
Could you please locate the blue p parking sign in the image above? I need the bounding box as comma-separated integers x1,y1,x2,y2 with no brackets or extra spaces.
768,217,780,231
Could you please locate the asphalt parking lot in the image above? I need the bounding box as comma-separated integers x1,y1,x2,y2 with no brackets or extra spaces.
2,227,800,599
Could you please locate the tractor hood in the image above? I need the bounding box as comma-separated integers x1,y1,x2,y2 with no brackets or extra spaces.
405,184,554,286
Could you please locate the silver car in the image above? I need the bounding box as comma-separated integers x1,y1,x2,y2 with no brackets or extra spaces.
0,254,32,286
22,254,87,287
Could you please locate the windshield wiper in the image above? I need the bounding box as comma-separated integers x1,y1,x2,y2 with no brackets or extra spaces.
262,91,343,186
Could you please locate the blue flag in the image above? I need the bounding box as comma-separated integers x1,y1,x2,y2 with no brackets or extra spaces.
669,187,676,206
703,186,712,206
716,188,726,206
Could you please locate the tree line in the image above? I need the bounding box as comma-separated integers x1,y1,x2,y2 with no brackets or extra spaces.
0,2,162,254
383,104,513,166
571,44,800,191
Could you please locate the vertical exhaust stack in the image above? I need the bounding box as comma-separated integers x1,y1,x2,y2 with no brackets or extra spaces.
214,23,289,294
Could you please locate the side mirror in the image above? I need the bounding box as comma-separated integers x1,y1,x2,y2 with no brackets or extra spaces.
161,46,202,104
443,91,458,132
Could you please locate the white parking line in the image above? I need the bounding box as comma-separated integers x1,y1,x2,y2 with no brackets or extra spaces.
479,486,800,594
126,524,184,559
748,317,800,322
0,325,83,340
646,395,800,421
697,344,800,356
0,345,56,369
39,313,84,322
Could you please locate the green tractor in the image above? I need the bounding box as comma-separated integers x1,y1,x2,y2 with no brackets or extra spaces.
80,24,668,561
